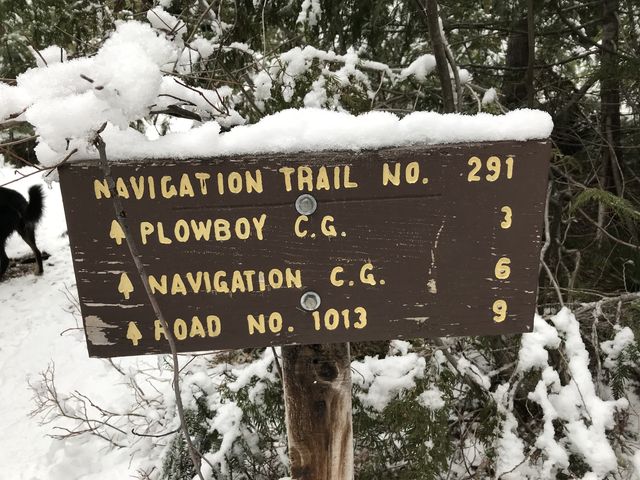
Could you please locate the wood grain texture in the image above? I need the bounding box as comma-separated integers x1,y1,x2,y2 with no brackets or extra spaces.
57,140,551,357
282,343,353,480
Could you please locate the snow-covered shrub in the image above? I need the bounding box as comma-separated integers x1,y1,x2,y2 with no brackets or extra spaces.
160,350,288,480
37,307,627,480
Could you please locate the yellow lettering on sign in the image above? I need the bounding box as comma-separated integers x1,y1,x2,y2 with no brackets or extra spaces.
235,218,251,240
94,179,110,199
228,172,243,194
157,222,172,244
295,215,308,238
213,271,229,293
279,167,295,192
174,219,190,242
153,316,221,341
115,177,130,199
268,269,283,289
149,275,168,295
344,166,358,188
243,270,256,291
130,176,145,200
207,315,221,337
190,220,212,241
495,257,511,280
321,215,337,237
500,206,512,229
171,274,187,295
486,156,501,182
333,166,341,189
316,166,331,190
248,314,265,335
230,270,246,293
216,173,225,195
190,316,206,338
118,272,134,300
174,318,188,340
194,172,211,195
268,312,283,332
506,157,514,179
161,176,177,198
382,162,401,186
179,174,195,197
354,307,368,329
493,300,508,322
148,176,156,199
360,263,376,285
467,157,482,182
285,268,302,288
109,220,125,245
330,266,345,286
126,321,142,346
252,214,267,240
405,162,420,184
214,219,231,241
154,320,167,340
186,272,203,293
311,307,368,331
245,170,263,193
140,222,154,245
298,166,314,191
247,312,282,334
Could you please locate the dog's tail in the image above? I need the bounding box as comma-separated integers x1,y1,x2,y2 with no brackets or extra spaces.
26,185,44,224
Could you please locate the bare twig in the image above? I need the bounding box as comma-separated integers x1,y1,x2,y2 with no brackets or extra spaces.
577,208,640,251
414,0,455,112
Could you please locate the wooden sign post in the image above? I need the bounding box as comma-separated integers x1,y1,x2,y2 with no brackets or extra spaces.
58,139,551,479
282,343,353,479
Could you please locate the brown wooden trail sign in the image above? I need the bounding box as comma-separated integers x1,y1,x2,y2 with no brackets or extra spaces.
58,139,551,358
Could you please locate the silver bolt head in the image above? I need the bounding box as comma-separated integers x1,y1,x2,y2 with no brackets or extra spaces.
300,291,321,311
295,194,317,215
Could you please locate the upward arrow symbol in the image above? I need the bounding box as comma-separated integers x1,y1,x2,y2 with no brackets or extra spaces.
109,219,125,245
118,272,134,300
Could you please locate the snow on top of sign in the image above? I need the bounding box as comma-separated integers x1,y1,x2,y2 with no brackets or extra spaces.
0,19,553,167
34,107,553,166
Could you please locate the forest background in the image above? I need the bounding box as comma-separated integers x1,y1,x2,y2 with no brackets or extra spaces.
1,0,639,478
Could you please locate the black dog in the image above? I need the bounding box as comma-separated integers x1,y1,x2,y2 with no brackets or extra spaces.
0,185,44,278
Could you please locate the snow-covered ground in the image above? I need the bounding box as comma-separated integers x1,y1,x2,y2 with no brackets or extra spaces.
0,164,138,479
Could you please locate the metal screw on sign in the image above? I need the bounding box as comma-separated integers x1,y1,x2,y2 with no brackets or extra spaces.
300,291,321,311
295,194,317,215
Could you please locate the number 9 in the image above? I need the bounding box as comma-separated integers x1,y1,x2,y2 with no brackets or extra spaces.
492,299,507,322
486,156,501,182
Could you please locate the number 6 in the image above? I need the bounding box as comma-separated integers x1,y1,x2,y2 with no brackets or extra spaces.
495,257,511,279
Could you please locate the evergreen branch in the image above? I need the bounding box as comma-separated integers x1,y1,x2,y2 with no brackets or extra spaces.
572,188,640,223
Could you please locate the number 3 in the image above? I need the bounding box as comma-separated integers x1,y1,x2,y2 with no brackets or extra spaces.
500,206,512,229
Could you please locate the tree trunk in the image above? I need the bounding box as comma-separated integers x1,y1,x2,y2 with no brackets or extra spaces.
503,14,529,108
599,0,624,240
526,0,535,107
282,343,353,480
600,0,622,185
416,0,455,113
